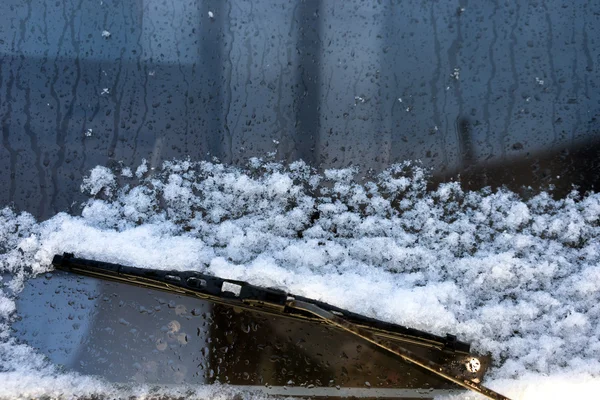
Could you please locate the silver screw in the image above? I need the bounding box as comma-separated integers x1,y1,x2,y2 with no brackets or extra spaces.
466,357,481,373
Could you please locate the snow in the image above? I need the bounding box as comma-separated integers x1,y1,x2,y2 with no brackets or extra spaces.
80,166,116,197
1,158,600,399
135,158,149,178
121,167,133,177
0,296,15,319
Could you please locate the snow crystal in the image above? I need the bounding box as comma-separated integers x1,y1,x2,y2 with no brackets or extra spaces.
135,158,148,178
0,296,16,319
1,159,600,399
121,167,133,178
80,166,116,197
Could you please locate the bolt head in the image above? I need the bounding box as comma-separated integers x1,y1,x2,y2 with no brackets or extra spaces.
466,357,481,373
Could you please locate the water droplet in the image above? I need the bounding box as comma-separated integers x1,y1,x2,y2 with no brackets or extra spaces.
168,320,181,333
175,304,187,315
176,333,188,344
156,339,167,351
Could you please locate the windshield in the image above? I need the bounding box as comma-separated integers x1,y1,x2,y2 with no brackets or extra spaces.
1,0,598,219
1,1,599,399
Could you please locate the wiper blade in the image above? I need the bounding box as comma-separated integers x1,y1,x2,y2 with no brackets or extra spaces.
51,253,511,400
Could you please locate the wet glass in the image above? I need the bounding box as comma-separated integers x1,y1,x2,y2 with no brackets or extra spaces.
2,1,600,398
14,271,463,397
0,0,598,220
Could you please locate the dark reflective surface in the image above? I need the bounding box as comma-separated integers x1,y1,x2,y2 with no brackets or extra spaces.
14,272,461,394
0,0,599,219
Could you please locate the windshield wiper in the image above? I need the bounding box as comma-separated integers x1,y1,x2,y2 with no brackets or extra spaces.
51,253,511,400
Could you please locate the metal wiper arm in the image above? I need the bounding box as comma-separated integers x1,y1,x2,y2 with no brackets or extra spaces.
51,253,511,400
290,300,511,400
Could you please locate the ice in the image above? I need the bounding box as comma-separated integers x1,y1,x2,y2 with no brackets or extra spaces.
80,166,116,197
1,158,600,399
0,296,15,319
121,167,133,177
135,158,148,178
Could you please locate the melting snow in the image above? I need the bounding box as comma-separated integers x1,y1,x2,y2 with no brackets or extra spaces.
1,159,600,399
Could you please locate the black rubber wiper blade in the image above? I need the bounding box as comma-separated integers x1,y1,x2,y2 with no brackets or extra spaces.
51,253,512,400
51,253,459,350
